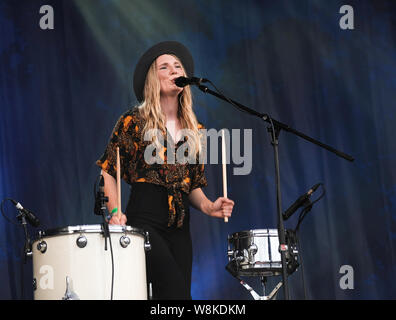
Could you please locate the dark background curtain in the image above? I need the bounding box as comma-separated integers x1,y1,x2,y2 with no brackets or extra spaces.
0,0,395,300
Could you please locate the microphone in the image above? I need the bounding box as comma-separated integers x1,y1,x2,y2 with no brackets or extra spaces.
94,175,107,216
10,200,40,227
98,175,107,212
282,183,321,221
174,76,208,88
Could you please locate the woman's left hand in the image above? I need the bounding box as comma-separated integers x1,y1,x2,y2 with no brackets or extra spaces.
209,197,235,219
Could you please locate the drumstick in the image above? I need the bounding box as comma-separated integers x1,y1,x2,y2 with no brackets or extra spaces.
116,147,122,220
221,130,228,223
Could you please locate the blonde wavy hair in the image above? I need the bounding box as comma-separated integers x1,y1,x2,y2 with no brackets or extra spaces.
137,55,202,157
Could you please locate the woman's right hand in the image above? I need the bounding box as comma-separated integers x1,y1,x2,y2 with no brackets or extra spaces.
109,213,127,225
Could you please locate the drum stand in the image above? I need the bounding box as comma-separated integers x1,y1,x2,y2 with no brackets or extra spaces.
230,272,283,301
226,261,283,300
239,277,283,300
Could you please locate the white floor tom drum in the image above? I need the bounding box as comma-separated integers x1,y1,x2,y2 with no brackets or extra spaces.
32,224,150,300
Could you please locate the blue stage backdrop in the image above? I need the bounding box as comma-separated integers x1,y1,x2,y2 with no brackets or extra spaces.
0,0,395,300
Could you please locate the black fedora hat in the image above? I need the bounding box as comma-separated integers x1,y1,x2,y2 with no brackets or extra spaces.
133,41,194,102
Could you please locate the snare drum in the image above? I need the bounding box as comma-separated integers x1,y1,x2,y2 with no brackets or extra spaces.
32,224,150,300
227,229,298,277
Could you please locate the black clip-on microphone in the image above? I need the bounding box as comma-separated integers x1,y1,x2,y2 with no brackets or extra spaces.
282,183,321,221
93,175,115,300
9,200,40,263
95,175,110,250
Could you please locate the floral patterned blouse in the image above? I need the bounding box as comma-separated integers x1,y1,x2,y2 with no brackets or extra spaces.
96,107,207,228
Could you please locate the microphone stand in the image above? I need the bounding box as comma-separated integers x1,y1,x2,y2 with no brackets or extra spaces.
196,83,354,300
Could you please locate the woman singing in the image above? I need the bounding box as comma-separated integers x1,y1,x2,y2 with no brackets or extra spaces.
96,41,234,299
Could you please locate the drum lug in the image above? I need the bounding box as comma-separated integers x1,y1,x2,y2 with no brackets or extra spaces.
37,240,47,254
233,250,245,263
242,249,249,261
120,235,131,248
248,243,258,256
76,235,87,248
144,231,151,251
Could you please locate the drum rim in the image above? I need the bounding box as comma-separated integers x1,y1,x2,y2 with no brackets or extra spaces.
229,228,279,239
35,224,146,239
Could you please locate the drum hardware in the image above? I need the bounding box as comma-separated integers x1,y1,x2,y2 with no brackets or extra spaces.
226,228,300,300
36,240,47,253
32,224,148,300
62,276,80,300
240,277,282,300
76,235,88,248
248,243,258,257
148,282,153,300
229,189,322,300
226,260,282,300
119,235,131,248
144,231,151,251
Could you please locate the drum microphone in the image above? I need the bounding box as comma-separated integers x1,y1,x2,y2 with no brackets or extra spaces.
10,199,40,227
174,76,208,87
282,183,321,221
94,175,108,216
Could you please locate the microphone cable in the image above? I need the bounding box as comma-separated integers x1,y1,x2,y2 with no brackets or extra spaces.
295,184,325,232
1,198,22,226
204,79,255,117
293,184,326,300
105,221,115,301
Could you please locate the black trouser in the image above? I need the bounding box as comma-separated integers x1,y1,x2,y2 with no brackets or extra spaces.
126,183,192,300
